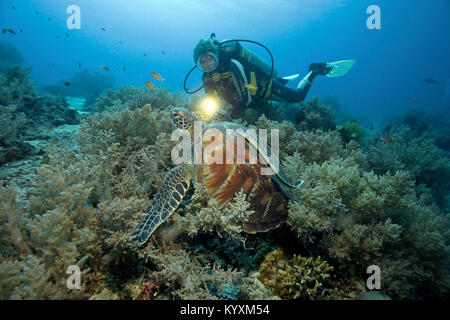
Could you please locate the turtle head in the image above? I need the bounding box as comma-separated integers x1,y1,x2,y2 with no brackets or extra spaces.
170,107,199,130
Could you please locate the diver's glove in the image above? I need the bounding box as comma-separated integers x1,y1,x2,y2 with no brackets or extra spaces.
309,62,333,76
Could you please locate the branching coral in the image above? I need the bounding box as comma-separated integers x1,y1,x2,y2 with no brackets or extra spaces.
285,152,450,299
0,105,26,155
0,151,102,299
251,114,345,162
257,248,334,300
366,127,450,209
183,186,254,243
1,65,448,301
296,97,336,131
135,244,275,300
93,85,186,113
0,63,80,159
339,121,365,143
76,104,173,202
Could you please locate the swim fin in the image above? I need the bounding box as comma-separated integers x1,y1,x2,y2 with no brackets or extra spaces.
325,60,356,78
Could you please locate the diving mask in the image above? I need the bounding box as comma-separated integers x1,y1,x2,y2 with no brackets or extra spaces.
197,52,219,73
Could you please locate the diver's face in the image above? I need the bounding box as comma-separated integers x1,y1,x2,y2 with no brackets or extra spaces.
200,52,217,72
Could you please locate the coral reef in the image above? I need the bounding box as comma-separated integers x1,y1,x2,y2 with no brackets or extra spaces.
285,153,450,299
392,109,450,151
366,127,450,209
338,121,365,143
295,97,336,131
40,69,115,101
1,80,449,301
133,243,276,300
92,85,186,113
257,248,334,299
0,41,23,73
66,69,115,98
0,64,80,165
183,186,254,242
0,150,103,299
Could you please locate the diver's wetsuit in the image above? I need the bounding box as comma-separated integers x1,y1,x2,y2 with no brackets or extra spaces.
202,41,315,116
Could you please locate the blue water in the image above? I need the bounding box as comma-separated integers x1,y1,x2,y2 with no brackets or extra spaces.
1,0,449,122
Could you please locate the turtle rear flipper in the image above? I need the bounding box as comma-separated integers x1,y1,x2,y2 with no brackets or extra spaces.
130,165,192,247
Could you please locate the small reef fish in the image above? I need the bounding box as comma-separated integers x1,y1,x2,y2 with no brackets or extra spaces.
425,78,438,84
101,27,106,31
65,33,70,38
381,135,393,143
78,62,81,68
100,65,109,71
122,66,126,71
20,29,23,34
35,10,39,15
161,50,166,55
56,35,59,39
145,81,155,89
63,81,71,86
12,6,15,10
143,53,146,56
150,72,165,81
118,41,123,44
48,17,51,21
2,28,16,35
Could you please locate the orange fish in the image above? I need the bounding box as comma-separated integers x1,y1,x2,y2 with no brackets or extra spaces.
145,81,155,89
150,72,165,81
381,135,393,143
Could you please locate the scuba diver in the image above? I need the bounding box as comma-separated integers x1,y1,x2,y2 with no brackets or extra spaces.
187,35,355,118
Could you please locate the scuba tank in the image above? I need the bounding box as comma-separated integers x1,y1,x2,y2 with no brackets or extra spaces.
219,39,278,79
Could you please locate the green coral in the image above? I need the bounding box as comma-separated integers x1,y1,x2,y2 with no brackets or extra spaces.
183,186,254,243
1,70,449,301
257,248,334,299
93,85,185,113
367,127,450,209
285,152,450,299
296,97,336,131
339,121,365,143
136,244,275,300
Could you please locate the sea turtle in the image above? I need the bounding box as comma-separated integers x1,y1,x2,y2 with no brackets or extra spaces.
131,107,303,247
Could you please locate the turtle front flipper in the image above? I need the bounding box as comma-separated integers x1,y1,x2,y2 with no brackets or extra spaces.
130,165,192,247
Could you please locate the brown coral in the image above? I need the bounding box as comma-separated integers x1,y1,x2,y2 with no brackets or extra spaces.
258,248,334,300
